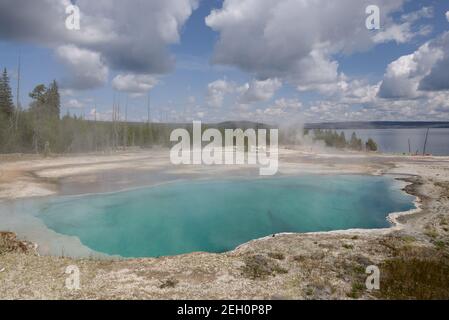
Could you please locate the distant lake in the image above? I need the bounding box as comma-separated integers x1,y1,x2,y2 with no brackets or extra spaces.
338,128,449,156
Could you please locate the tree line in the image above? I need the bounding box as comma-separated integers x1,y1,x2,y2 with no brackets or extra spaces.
307,129,378,151
1,67,378,155
0,68,177,154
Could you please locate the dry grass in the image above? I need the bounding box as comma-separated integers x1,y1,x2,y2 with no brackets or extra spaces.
241,254,288,280
267,252,286,260
159,278,179,289
0,236,8,255
377,247,449,299
344,235,449,299
0,232,34,256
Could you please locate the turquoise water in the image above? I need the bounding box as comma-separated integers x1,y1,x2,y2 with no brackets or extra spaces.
36,175,415,258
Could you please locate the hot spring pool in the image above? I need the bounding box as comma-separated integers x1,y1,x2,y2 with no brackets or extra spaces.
11,175,412,258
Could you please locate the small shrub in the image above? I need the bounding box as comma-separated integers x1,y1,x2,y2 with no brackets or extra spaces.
352,264,365,274
242,255,288,280
292,255,305,263
305,287,314,296
424,229,438,239
401,235,416,244
347,282,365,299
0,237,8,255
159,278,179,289
433,240,446,250
378,249,449,299
273,265,288,274
268,252,285,260
0,232,32,255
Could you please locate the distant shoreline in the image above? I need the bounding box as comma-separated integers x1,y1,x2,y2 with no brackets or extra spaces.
303,121,449,130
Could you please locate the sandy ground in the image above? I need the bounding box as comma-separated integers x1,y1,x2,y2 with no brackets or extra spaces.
1,147,449,299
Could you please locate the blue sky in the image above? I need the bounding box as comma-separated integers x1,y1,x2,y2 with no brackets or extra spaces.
1,0,449,124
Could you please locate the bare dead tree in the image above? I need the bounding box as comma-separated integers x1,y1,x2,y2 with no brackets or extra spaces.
14,52,21,131
123,95,128,149
147,92,151,124
423,128,430,156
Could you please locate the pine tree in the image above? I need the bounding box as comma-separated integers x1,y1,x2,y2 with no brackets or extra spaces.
29,84,47,104
336,131,347,149
366,138,378,152
46,80,61,119
349,132,363,151
0,68,15,118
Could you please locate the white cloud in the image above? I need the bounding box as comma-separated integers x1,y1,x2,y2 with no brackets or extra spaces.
65,99,84,109
379,32,449,99
60,89,75,97
295,50,340,88
0,0,199,89
197,112,205,119
400,6,433,23
112,74,158,96
205,78,282,110
373,15,433,45
420,33,449,91
340,80,380,104
56,45,109,90
87,108,113,121
206,0,408,90
297,71,380,106
206,79,235,108
239,78,282,104
373,23,415,44
446,11,449,22
271,98,302,110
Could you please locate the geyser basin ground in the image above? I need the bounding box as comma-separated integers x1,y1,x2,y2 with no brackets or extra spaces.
25,175,415,258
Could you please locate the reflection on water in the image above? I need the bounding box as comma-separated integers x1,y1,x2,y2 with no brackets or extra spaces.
338,128,449,156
